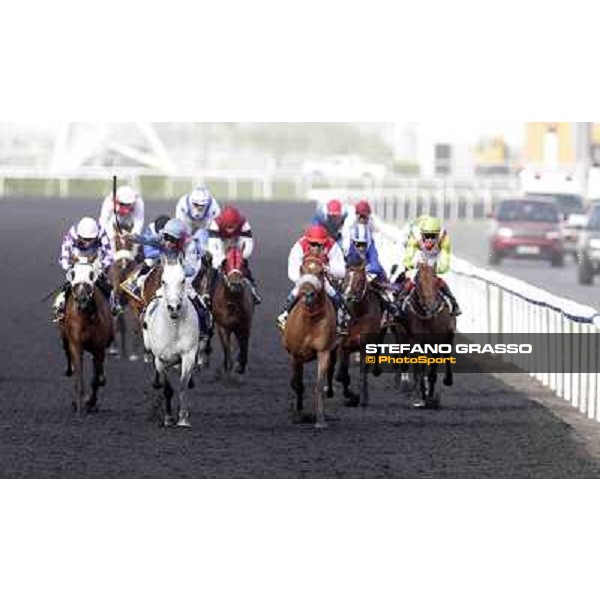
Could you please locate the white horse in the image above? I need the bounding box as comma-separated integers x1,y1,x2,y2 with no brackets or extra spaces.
143,257,199,427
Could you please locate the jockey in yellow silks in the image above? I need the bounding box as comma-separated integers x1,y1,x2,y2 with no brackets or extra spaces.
399,216,461,317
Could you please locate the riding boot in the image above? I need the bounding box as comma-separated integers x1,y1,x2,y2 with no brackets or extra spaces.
276,292,297,330
331,293,351,336
189,294,209,335
52,289,67,323
439,285,462,316
245,268,262,305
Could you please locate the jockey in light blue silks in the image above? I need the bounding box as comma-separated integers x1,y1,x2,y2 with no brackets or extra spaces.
125,218,212,346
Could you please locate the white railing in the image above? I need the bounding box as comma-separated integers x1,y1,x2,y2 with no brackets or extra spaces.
445,258,600,421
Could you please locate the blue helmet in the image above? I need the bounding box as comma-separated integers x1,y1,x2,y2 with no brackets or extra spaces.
162,218,188,242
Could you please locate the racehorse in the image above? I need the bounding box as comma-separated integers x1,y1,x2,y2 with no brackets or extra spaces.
142,256,199,427
337,258,385,407
109,225,141,360
211,247,254,375
282,256,337,429
59,258,114,415
394,261,456,409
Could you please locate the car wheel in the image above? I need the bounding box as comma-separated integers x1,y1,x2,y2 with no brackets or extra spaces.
551,253,564,268
489,248,502,266
578,254,594,285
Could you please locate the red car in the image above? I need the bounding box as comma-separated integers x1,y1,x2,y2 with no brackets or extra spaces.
489,198,564,267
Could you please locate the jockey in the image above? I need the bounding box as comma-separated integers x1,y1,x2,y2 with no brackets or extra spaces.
206,206,262,305
99,185,145,249
399,216,462,317
175,185,221,236
127,218,211,340
342,199,406,248
343,223,398,319
276,224,350,334
122,215,171,298
312,199,348,243
53,217,117,322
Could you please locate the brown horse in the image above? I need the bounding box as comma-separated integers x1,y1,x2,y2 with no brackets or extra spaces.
211,247,254,375
337,259,385,407
59,259,114,415
394,261,456,409
282,256,337,429
109,226,142,360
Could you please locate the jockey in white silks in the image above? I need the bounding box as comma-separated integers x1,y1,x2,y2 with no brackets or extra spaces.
53,217,117,321
276,224,350,333
175,186,221,237
99,185,145,249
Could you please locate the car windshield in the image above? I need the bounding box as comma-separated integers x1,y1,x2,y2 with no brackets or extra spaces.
588,207,600,231
532,193,585,216
497,201,559,224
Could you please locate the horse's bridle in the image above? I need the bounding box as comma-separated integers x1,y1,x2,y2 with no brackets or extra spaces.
344,268,368,304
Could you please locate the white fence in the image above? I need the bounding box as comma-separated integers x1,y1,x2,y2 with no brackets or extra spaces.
446,257,600,421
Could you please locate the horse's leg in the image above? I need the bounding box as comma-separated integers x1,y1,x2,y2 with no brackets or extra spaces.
359,359,370,408
428,363,441,410
62,334,73,377
218,326,232,374
325,348,336,399
86,351,104,413
177,351,195,428
154,359,174,427
339,349,359,407
372,326,386,378
118,311,127,358
69,342,84,415
315,351,330,429
234,329,249,375
290,357,304,417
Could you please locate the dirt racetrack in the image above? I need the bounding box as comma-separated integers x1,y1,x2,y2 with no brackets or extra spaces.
0,198,598,478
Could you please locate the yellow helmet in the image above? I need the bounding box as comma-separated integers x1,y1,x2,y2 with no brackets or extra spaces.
420,216,442,235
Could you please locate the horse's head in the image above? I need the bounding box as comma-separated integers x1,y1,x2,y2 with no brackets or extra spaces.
161,258,186,320
68,259,100,312
343,257,367,304
414,260,441,316
113,224,136,269
301,255,325,279
222,247,244,293
296,273,324,309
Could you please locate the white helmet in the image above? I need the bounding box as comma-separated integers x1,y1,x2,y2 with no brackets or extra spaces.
189,186,213,207
76,217,100,240
116,186,138,205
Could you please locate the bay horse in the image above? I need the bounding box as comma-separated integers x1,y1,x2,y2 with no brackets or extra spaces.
338,258,386,407
211,247,254,375
109,225,142,360
395,261,456,409
59,258,114,415
142,257,199,427
282,256,337,429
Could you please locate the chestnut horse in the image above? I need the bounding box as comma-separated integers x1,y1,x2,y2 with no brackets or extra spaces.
338,258,385,407
282,256,337,429
59,259,114,415
395,261,456,409
109,225,141,360
211,247,254,375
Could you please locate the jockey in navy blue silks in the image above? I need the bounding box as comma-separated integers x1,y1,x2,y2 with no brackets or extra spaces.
343,223,386,281
312,199,348,243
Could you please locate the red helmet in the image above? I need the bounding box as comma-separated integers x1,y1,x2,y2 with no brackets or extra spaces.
304,225,330,244
326,200,343,217
355,200,372,217
217,206,244,237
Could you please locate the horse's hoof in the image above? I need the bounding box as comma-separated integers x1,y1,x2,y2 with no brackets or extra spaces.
344,397,360,408
64,368,73,378
443,376,453,387
85,404,99,414
372,367,382,378
315,420,328,430
97,375,107,387
143,354,152,364
412,400,427,410
326,388,334,399
163,415,176,427
188,378,195,390
177,413,192,428
128,354,140,362
71,401,77,412
235,363,246,375
108,346,120,357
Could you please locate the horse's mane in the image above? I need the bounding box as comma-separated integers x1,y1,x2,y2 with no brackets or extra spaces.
294,274,323,293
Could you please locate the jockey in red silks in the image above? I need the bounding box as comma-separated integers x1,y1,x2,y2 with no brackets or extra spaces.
277,224,351,334
206,206,262,305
